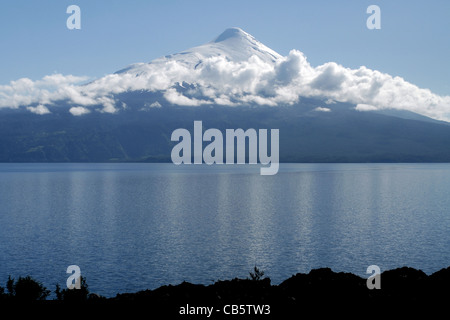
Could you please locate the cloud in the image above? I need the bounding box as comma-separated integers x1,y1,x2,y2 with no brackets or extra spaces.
355,104,378,112
314,107,331,112
141,101,162,111
69,106,90,116
0,75,88,109
310,63,347,91
149,101,162,108
164,88,210,106
26,104,51,115
1,50,450,121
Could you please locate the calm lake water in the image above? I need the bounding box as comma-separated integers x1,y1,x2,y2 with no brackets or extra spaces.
0,163,449,297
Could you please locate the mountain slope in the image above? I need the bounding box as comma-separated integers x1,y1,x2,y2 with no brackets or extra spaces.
1,98,450,163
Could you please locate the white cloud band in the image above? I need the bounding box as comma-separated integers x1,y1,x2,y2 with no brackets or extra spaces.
1,50,449,121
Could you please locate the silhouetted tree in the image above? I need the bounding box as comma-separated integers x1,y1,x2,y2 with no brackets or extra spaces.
6,276,14,296
249,266,265,281
6,276,50,301
55,276,90,301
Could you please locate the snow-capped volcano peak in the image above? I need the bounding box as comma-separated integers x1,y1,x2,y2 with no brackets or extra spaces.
158,27,282,65
116,28,281,75
210,27,282,62
213,27,250,43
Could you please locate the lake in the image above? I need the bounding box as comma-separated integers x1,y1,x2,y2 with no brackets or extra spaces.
0,163,449,297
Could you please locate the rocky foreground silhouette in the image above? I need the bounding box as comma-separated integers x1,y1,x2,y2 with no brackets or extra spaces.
2,266,449,317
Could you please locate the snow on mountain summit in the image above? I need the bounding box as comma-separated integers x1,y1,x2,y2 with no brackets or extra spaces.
116,28,281,76
210,27,282,62
156,27,281,66
213,27,249,42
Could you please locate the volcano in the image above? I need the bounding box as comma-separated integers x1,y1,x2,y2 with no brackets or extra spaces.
1,28,450,163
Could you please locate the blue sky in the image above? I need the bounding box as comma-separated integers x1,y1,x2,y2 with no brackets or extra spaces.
1,0,449,95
